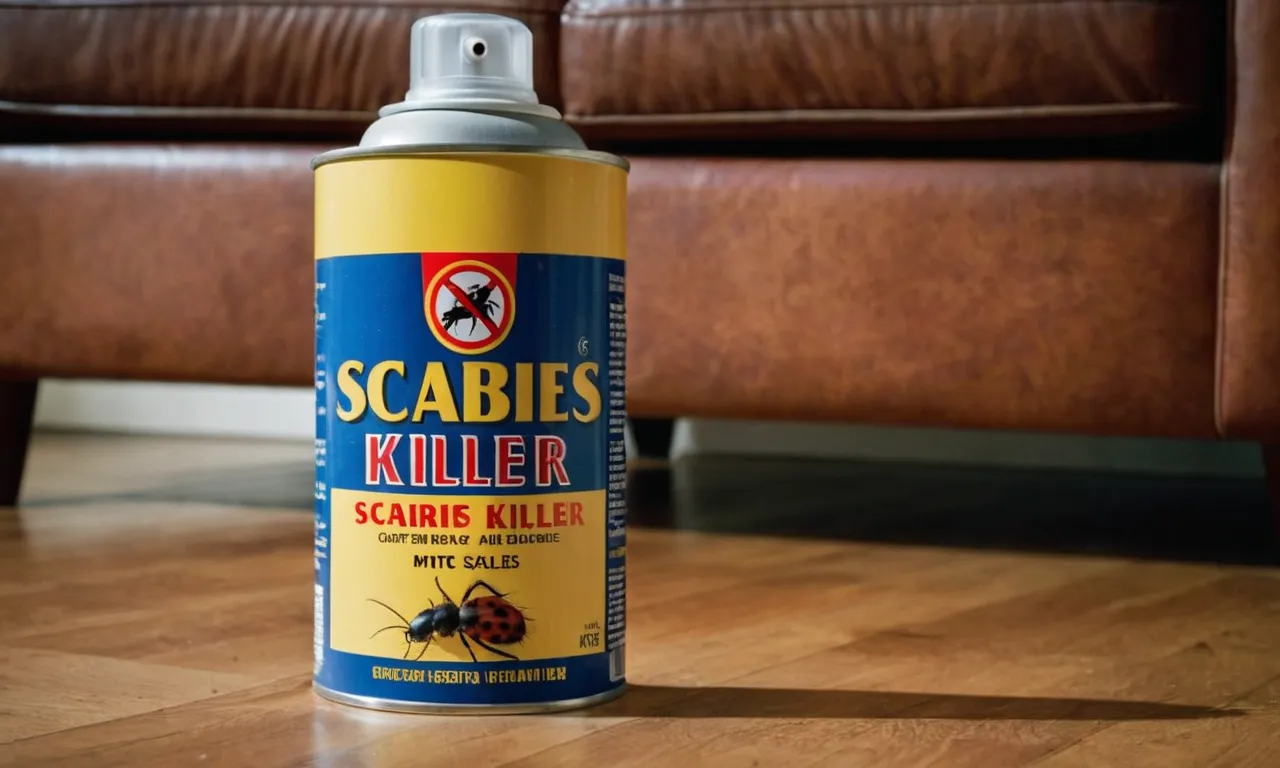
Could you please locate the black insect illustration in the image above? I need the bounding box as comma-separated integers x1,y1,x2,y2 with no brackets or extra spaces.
440,283,501,335
368,577,528,662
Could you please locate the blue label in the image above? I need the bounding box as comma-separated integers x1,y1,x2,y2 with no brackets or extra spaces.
313,251,626,706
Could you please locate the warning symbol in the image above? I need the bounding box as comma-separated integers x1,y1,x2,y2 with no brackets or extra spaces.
424,259,516,354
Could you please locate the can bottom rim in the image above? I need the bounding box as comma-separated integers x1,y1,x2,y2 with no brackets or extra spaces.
313,681,627,715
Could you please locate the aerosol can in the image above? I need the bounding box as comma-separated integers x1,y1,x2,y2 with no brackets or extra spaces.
311,13,628,713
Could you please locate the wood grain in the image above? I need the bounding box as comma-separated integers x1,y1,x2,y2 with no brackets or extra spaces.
1,433,1277,767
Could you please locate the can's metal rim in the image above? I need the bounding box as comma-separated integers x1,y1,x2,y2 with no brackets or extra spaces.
313,681,628,715
311,144,630,172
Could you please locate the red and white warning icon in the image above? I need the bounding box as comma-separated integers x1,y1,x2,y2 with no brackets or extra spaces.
423,259,516,354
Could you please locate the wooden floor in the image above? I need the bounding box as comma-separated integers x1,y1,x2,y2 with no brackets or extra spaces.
2,432,1279,767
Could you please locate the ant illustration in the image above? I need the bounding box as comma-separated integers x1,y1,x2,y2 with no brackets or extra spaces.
440,283,501,336
368,577,528,662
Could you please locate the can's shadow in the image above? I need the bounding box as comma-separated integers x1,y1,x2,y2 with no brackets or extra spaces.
586,685,1239,721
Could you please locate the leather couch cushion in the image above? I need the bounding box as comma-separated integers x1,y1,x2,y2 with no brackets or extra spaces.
0,0,565,140
0,145,1221,436
625,157,1222,436
561,0,1221,142
0,0,1220,143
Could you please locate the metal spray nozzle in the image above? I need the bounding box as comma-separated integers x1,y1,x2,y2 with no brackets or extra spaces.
403,13,540,109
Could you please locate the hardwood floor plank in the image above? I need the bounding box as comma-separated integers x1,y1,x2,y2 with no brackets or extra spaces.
501,567,1279,767
1031,674,1280,767
0,647,254,744
0,677,318,768
1,432,1277,766
0,675,633,768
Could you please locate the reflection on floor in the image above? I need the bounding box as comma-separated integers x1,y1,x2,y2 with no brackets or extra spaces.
633,456,1278,566
25,431,1276,566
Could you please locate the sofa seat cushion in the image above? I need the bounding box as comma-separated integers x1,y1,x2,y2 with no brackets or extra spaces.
0,0,565,140
560,0,1221,142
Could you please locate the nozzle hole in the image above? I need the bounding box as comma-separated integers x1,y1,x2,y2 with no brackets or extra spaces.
466,37,487,59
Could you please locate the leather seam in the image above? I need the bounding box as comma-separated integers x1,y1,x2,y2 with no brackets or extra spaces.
1,100,1200,123
0,2,562,10
565,103,1201,124
1214,0,1236,439
1217,162,1231,438
565,0,1205,20
0,99,375,121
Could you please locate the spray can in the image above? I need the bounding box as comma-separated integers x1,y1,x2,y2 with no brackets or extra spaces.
310,13,628,713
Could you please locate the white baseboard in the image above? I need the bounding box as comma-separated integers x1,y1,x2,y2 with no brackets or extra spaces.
34,380,1264,477
35,380,314,440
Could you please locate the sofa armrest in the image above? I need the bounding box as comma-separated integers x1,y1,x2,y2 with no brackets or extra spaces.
1219,0,1280,439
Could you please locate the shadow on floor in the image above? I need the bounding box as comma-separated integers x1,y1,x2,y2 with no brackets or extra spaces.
629,456,1280,567
591,684,1238,721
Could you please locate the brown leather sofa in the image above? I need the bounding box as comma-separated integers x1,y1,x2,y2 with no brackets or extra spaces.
1,1,1277,510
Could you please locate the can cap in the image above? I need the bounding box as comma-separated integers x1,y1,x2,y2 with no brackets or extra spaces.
381,13,556,118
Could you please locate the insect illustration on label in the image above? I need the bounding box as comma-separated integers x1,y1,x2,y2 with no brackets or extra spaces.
424,259,516,355
368,577,529,662
440,282,501,336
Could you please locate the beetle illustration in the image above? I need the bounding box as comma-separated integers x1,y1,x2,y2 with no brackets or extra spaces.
440,283,501,335
368,577,528,662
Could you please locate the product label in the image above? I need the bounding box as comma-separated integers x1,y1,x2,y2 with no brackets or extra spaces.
314,250,626,706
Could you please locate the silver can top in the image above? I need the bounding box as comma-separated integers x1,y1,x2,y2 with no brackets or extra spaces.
312,13,627,171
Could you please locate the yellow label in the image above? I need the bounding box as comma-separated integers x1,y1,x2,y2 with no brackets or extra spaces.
329,488,606,663
314,154,627,260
